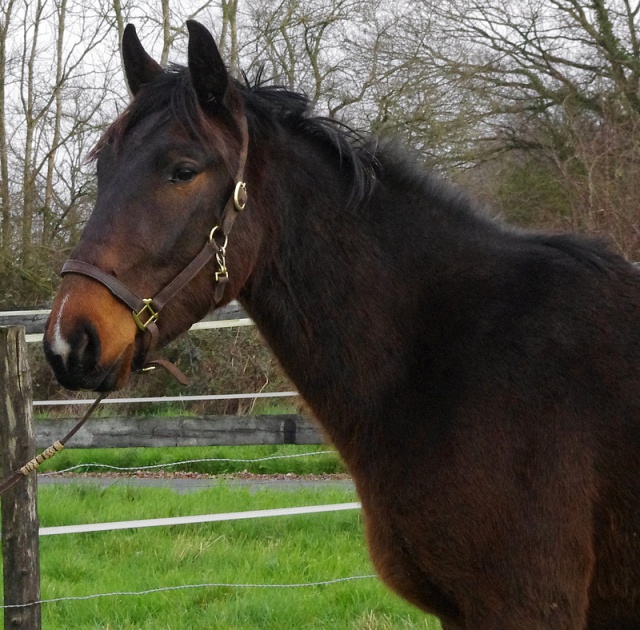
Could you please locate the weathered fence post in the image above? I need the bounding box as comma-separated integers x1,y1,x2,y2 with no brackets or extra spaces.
0,326,41,628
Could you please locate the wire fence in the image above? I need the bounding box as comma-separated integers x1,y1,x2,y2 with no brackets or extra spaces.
26,447,367,614
39,449,334,476
0,575,378,610
1,310,372,618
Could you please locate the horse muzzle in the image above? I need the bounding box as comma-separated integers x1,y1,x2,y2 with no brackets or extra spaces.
43,275,139,391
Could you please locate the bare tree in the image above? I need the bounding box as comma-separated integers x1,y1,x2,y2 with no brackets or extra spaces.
0,0,116,304
0,0,475,306
0,0,16,253
18,0,45,265
418,0,640,256
41,0,66,247
219,0,239,74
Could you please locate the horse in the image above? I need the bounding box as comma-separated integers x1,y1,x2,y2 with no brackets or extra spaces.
43,20,640,629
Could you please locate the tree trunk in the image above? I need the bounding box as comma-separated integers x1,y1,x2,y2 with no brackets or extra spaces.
20,0,44,267
42,0,67,248
220,0,239,76
0,0,15,254
160,0,171,66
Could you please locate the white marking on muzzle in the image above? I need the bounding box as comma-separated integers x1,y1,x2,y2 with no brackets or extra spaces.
50,294,72,366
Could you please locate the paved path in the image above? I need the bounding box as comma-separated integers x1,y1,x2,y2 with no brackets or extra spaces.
37,475,356,495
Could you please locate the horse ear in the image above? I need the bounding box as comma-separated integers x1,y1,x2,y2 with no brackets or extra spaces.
186,20,229,110
122,24,162,96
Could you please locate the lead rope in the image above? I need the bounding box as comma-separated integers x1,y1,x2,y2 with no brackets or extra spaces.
0,394,106,496
0,357,190,496
141,358,189,385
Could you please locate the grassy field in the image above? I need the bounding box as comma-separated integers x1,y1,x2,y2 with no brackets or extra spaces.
17,482,443,629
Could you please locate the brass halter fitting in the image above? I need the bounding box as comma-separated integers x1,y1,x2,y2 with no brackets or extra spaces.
209,226,229,283
234,181,248,211
132,298,159,332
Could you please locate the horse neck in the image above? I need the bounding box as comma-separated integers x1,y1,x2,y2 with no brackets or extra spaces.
239,135,467,458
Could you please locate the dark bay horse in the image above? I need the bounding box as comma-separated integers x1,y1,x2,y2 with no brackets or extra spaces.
43,20,640,629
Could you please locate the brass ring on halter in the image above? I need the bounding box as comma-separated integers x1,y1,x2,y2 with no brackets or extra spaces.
209,226,229,251
233,181,248,211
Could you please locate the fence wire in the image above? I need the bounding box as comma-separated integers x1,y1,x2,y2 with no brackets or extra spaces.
0,575,378,609
39,450,336,476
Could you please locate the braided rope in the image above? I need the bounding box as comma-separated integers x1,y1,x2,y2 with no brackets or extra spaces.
20,441,64,475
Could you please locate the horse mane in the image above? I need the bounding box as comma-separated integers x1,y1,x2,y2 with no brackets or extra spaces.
90,65,380,208
241,77,380,207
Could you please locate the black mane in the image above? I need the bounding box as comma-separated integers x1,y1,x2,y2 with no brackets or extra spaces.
242,80,379,206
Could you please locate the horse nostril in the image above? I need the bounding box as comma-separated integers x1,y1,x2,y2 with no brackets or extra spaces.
43,318,104,390
74,321,101,372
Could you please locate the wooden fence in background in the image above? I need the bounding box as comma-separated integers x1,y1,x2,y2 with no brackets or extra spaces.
2,304,325,447
34,414,324,448
0,301,249,336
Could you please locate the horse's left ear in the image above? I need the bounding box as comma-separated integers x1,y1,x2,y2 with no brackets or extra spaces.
186,20,229,110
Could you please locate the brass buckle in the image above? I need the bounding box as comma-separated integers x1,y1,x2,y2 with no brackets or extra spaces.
233,181,247,211
132,299,158,331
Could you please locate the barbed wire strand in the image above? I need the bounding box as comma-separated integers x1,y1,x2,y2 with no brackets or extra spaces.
0,575,378,609
39,450,336,476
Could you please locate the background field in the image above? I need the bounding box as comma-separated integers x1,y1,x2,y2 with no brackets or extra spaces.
20,481,443,629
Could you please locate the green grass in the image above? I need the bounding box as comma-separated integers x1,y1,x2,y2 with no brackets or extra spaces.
15,483,442,629
37,444,347,476
249,399,300,415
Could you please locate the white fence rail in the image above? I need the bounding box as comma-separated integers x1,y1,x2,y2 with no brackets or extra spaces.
40,502,361,536
0,302,251,342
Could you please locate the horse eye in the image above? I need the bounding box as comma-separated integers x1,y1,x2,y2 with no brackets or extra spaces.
170,167,197,183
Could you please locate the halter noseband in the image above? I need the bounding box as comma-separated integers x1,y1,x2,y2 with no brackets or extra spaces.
60,115,249,360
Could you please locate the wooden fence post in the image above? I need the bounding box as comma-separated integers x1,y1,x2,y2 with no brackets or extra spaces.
0,326,41,628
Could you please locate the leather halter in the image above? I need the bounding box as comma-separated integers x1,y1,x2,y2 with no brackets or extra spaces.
60,114,249,369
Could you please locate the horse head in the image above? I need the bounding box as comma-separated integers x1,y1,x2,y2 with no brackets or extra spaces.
44,22,261,390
